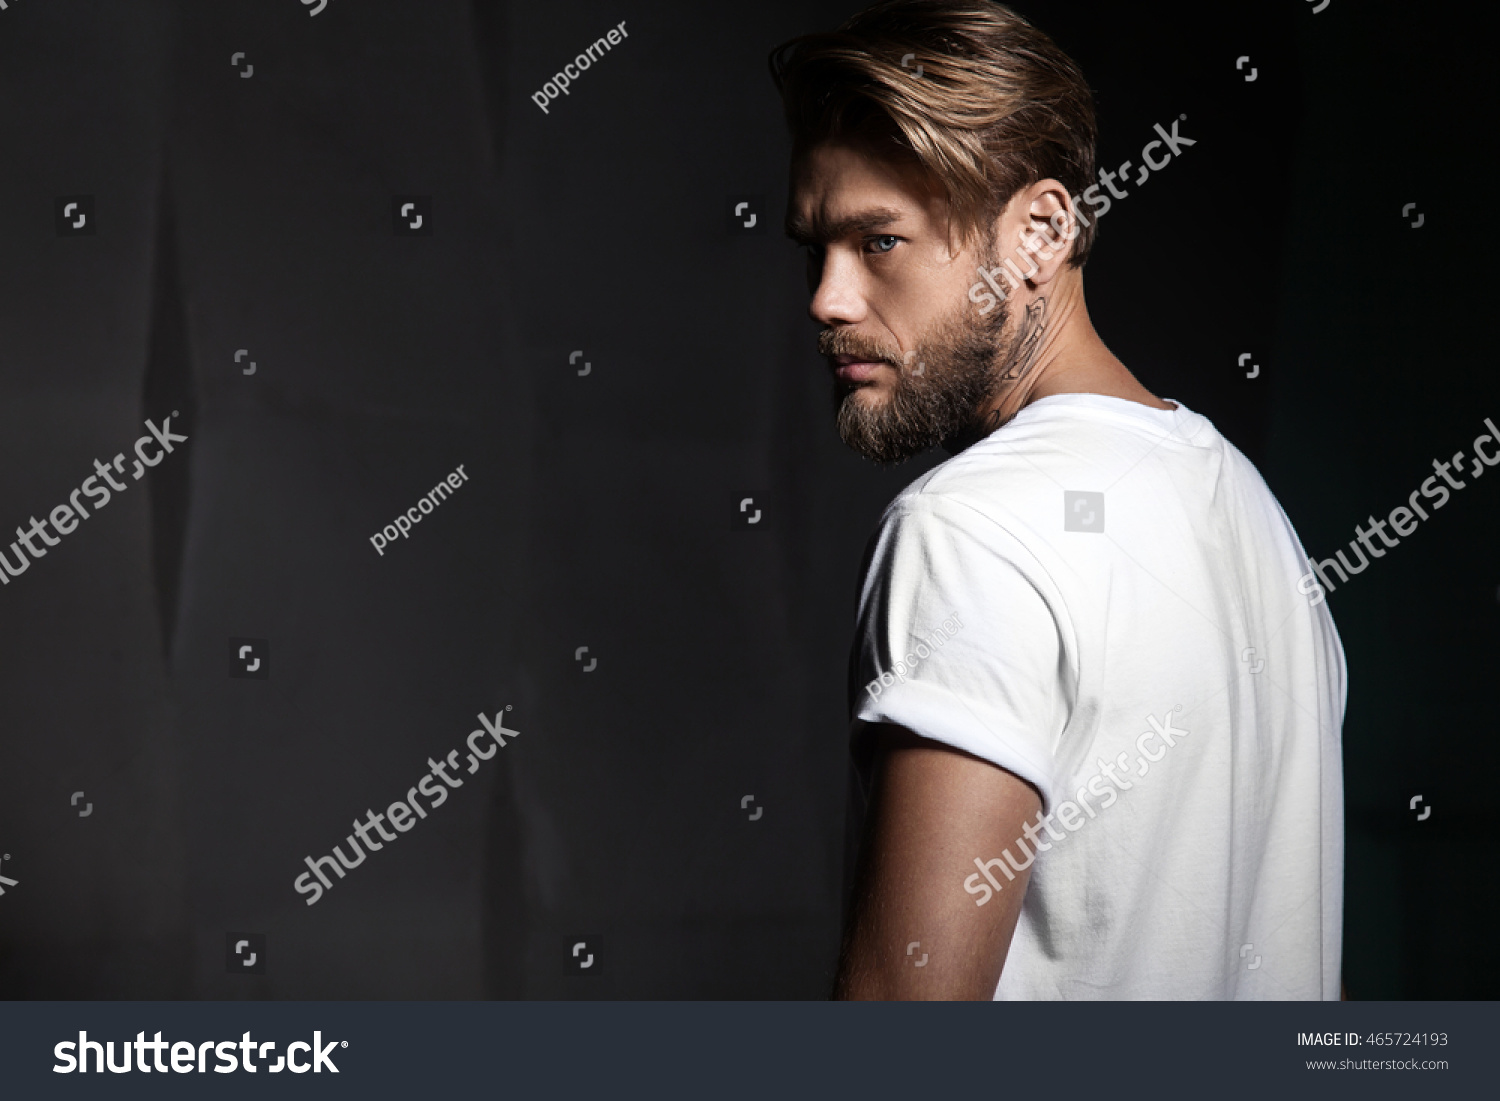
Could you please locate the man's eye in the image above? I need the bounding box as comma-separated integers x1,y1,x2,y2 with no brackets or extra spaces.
866,235,900,254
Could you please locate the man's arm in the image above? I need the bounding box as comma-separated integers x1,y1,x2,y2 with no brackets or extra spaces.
833,722,1042,1000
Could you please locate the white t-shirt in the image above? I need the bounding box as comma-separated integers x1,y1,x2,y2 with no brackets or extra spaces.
851,393,1346,1000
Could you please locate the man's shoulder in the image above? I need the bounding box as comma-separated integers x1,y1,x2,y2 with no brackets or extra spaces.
884,412,1111,524
872,450,1051,556
877,396,1244,550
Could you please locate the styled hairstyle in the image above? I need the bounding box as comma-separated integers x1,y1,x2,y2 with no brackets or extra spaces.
769,0,1099,266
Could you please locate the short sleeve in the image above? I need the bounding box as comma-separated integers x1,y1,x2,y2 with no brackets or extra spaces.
850,492,1072,811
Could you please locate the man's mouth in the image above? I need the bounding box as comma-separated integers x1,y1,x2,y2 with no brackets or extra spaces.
831,353,887,383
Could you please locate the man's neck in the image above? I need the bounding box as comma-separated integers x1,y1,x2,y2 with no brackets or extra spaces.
945,277,1171,453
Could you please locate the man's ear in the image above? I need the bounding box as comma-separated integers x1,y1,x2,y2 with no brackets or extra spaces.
1013,179,1077,286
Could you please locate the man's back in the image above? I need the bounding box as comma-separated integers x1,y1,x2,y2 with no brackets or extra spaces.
853,393,1346,998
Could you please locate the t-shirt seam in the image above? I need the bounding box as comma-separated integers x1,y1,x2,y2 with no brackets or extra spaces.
994,398,1211,451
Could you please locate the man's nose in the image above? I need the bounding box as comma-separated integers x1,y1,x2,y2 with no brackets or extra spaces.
809,254,867,328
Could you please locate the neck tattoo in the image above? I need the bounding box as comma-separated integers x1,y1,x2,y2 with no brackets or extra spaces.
952,296,1049,448
1000,296,1048,384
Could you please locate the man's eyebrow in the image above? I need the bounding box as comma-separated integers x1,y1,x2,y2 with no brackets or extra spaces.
784,206,907,246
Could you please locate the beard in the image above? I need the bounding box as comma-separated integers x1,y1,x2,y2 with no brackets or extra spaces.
822,271,1015,465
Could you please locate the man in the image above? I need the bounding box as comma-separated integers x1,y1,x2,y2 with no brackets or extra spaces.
770,0,1346,999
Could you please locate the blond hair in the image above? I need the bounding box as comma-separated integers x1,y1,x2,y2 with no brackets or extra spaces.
770,0,1099,266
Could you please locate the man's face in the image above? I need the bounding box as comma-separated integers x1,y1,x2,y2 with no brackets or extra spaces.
788,140,1010,464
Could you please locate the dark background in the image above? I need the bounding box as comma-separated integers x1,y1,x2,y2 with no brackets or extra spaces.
0,0,1492,999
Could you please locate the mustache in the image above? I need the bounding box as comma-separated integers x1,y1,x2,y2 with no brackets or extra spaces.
817,330,904,369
